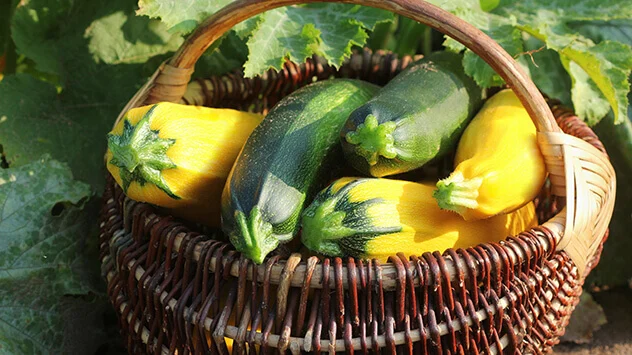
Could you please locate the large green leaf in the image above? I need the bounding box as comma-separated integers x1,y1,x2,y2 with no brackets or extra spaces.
86,10,183,65
571,19,632,45
461,23,525,87
1,0,182,190
493,1,632,123
137,1,393,78
523,37,573,107
421,0,632,124
136,0,632,124
497,0,632,22
242,6,316,78
244,4,393,77
0,1,201,346
137,0,233,34
0,71,127,192
0,0,18,56
562,58,612,125
193,31,249,79
0,156,105,353
532,27,632,124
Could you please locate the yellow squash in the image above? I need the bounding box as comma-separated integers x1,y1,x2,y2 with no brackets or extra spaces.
433,89,547,220
106,102,263,226
301,177,538,261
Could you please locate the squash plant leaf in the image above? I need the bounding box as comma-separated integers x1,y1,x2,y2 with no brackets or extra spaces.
493,0,632,124
424,0,632,124
11,0,181,78
0,155,105,354
461,24,526,88
193,31,249,79
243,4,394,77
137,0,234,34
0,0,200,350
0,0,185,190
139,0,632,124
137,1,394,77
522,36,573,107
0,1,17,57
571,19,632,45
86,9,183,65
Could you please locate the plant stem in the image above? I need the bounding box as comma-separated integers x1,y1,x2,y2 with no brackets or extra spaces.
422,26,432,56
393,17,425,57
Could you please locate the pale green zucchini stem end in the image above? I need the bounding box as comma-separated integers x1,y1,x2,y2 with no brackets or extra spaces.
301,192,356,256
434,171,482,214
345,114,398,166
231,207,277,264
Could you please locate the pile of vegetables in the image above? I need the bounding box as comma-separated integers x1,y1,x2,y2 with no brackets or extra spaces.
1,0,631,349
106,53,547,264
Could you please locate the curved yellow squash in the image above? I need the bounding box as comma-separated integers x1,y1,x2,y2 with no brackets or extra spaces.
106,102,263,226
301,177,538,262
434,89,547,221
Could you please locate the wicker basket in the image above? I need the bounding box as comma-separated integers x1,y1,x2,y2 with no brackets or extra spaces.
99,0,617,353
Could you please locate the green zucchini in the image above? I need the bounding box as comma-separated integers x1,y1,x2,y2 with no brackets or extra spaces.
340,52,482,177
221,79,379,264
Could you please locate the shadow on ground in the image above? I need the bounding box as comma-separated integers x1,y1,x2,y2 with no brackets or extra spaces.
555,287,632,355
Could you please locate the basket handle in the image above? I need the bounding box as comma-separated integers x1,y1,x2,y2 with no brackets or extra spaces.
131,0,615,275
147,0,561,134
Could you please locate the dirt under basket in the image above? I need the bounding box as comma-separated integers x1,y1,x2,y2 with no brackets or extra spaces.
98,0,616,353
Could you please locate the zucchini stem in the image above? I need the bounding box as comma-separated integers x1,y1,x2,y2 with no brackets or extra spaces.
434,172,483,215
231,207,277,264
301,182,361,256
345,114,398,166
107,105,180,199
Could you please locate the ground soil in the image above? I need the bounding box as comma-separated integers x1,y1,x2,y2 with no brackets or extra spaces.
553,287,632,355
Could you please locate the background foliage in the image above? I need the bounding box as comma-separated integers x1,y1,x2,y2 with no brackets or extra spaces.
0,0,630,351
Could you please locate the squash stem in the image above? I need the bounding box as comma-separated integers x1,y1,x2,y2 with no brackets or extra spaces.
231,207,277,264
345,114,398,166
434,172,482,215
301,184,361,256
107,105,180,199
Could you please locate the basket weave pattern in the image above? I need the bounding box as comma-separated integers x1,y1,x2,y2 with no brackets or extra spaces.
101,50,609,354
100,0,616,353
